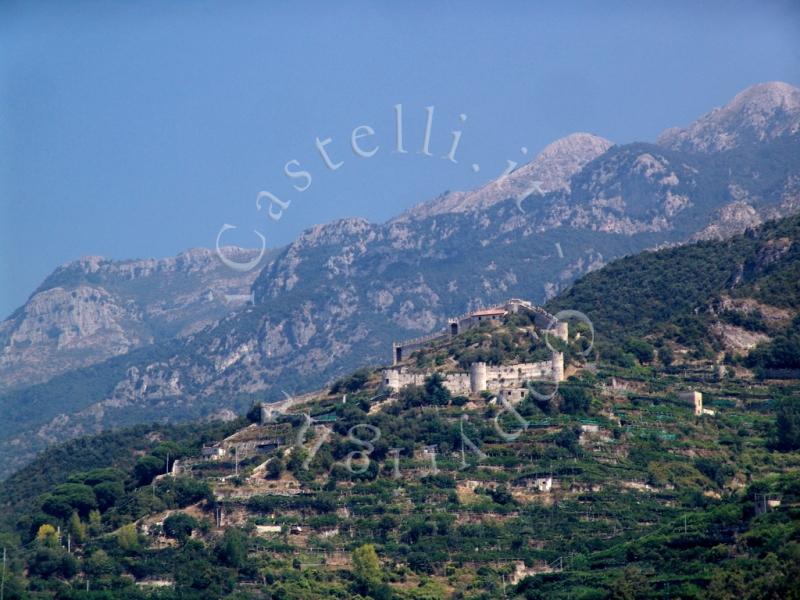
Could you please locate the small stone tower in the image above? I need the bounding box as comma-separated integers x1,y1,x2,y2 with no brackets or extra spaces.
382,368,401,393
678,391,704,416
551,352,565,382
554,321,569,342
392,342,402,365
470,362,488,394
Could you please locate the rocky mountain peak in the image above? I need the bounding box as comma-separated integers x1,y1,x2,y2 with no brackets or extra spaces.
657,81,800,153
66,255,106,273
394,132,613,221
38,247,261,294
293,217,375,248
1,246,265,392
505,132,614,195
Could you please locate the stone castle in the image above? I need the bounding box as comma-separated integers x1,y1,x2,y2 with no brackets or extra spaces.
383,299,567,402
391,298,563,364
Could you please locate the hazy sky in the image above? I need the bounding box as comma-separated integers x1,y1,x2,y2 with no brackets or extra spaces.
1,1,799,318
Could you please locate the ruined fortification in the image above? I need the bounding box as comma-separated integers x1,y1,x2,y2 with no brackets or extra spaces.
383,299,567,402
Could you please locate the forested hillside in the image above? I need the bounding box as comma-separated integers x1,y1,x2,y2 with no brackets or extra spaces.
548,213,800,371
0,287,798,599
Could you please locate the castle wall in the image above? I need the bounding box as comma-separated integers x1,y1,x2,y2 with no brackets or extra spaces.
444,372,471,396
552,322,569,342
382,368,427,392
385,299,566,399
382,353,564,398
498,387,528,404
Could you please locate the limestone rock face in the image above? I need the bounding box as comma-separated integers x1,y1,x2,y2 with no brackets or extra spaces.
0,247,264,391
691,201,763,242
0,286,145,390
395,132,613,221
657,82,800,153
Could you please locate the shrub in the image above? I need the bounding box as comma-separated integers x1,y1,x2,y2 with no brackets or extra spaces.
163,513,198,542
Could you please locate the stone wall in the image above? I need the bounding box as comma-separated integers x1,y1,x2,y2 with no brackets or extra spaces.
382,353,563,397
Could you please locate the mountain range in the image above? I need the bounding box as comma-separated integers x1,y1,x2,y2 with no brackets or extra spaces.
0,214,798,597
1,81,799,478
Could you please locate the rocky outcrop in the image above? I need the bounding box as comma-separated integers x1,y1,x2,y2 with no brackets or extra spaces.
0,247,264,391
657,82,800,153
691,201,763,241
395,132,613,221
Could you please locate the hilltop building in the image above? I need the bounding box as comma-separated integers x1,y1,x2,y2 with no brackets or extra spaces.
392,298,565,365
383,299,567,401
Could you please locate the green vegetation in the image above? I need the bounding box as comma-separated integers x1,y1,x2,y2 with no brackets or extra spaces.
548,213,800,367
0,308,797,599
0,215,798,598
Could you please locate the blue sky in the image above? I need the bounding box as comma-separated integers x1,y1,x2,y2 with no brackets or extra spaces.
1,1,799,318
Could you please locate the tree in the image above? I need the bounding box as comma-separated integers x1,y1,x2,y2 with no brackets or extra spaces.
331,368,371,394
658,346,674,366
36,524,59,548
68,512,87,544
88,509,103,536
39,495,72,520
28,548,77,579
85,549,115,579
265,458,284,480
93,480,124,511
352,543,382,589
609,566,652,600
247,402,264,423
163,513,198,543
169,477,213,507
694,457,732,487
286,447,308,474
559,383,592,414
775,397,800,451
424,373,452,406
134,455,165,487
217,528,247,569
49,483,97,516
117,523,139,552
79,467,126,487
400,385,426,409
489,485,514,505
452,395,468,406
708,567,747,600
624,338,655,364
554,427,581,455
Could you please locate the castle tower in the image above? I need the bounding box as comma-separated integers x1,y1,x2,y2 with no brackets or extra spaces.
449,319,459,337
554,321,569,342
470,362,488,394
382,369,401,393
694,393,703,416
551,352,565,382
392,342,402,365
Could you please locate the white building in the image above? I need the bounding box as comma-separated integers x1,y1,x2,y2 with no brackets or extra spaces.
678,391,714,416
